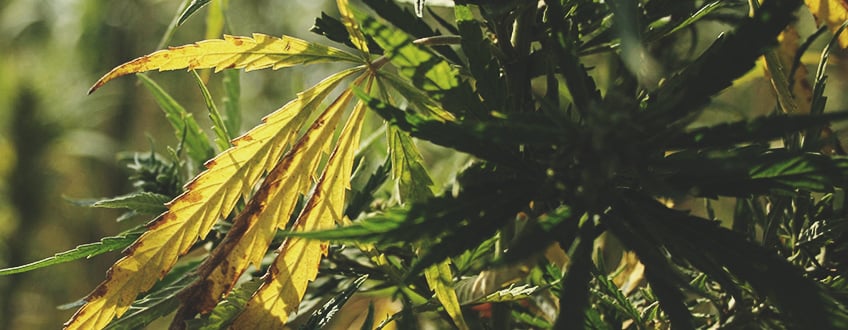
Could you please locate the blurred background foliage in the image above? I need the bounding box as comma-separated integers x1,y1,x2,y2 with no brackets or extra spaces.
4,0,848,328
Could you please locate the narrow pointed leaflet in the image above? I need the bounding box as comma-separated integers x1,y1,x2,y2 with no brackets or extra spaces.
337,0,370,54
64,67,362,330
233,80,373,328
88,34,361,93
177,73,369,318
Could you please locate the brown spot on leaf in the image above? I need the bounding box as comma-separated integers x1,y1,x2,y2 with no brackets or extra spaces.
233,38,244,46
182,192,204,204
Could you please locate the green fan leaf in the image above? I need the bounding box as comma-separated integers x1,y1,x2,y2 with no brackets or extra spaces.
137,74,215,166
0,228,143,275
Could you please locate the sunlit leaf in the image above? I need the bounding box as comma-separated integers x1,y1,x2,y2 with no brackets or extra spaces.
176,76,366,316
233,86,371,328
64,67,361,330
804,0,848,48
359,15,459,95
104,263,199,330
89,34,362,93
337,0,369,54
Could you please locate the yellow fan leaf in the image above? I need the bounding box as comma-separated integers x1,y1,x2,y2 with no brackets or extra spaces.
178,74,368,315
232,85,371,328
63,67,362,330
804,0,848,48
424,260,470,330
337,0,370,54
89,34,362,93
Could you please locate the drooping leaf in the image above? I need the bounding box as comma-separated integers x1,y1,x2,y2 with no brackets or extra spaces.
300,275,369,330
804,0,848,48
89,34,362,93
137,74,215,166
64,67,361,330
232,88,371,328
175,76,366,317
0,227,143,276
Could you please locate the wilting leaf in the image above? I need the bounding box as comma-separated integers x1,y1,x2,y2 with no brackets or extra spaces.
89,34,362,93
804,0,848,48
0,228,143,276
64,67,361,330
176,76,365,317
233,86,371,328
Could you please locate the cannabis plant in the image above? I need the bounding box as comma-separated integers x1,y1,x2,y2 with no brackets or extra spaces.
4,0,848,328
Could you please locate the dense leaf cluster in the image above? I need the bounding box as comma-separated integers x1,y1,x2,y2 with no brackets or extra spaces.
5,0,848,328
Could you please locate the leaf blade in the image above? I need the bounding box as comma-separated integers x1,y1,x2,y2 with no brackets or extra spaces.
233,87,371,328
64,67,361,330
89,34,362,93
